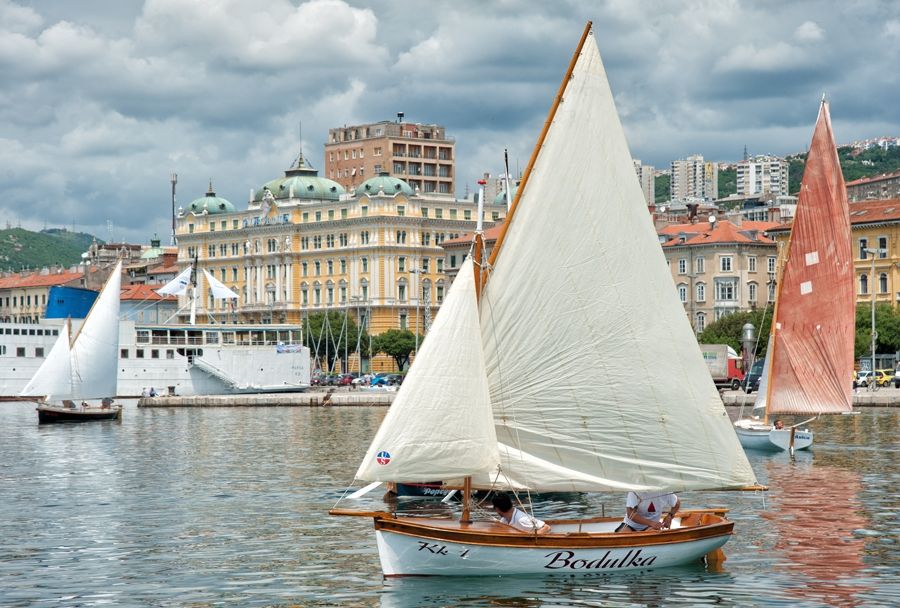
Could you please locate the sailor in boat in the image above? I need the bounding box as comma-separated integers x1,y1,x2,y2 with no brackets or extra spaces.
774,419,785,430
615,492,680,533
491,494,551,534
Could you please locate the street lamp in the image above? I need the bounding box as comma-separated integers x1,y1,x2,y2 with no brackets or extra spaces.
864,247,886,373
741,322,756,375
410,268,425,356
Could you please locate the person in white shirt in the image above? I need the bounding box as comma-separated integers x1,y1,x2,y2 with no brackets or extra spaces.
491,494,551,534
615,492,680,532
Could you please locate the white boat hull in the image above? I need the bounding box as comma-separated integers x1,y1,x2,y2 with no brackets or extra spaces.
371,514,733,577
734,423,813,451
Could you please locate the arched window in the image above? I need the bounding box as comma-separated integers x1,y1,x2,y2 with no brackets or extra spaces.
879,272,888,294
677,284,687,302
696,312,706,333
696,282,706,302
860,273,869,295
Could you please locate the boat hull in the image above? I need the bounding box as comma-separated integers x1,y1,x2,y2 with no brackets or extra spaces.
734,424,813,451
37,405,123,424
372,513,732,576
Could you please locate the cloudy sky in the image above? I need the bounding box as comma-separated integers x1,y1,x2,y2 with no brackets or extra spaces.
1,0,898,243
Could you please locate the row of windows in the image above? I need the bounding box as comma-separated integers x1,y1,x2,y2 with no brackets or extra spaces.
120,348,177,360
0,327,59,336
1,294,48,308
677,281,776,303
298,283,446,307
859,273,889,295
676,256,777,275
858,237,889,259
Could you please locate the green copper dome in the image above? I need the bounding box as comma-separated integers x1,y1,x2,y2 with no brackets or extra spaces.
188,184,236,215
493,184,518,205
253,153,345,202
358,172,414,197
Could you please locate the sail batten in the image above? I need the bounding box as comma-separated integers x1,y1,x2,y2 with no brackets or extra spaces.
767,102,854,416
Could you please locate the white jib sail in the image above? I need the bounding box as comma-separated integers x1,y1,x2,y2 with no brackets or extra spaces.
752,354,771,416
202,269,239,299
70,261,122,400
21,321,73,400
476,32,757,493
356,257,499,482
156,265,193,296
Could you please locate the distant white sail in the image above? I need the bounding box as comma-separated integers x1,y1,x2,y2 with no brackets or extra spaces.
20,321,72,400
70,261,121,400
752,354,771,415
202,269,239,300
21,262,122,401
157,266,193,296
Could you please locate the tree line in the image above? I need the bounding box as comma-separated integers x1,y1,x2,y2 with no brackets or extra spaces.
302,311,421,373
698,303,900,364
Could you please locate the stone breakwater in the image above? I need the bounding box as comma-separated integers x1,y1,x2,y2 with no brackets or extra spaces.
137,390,395,408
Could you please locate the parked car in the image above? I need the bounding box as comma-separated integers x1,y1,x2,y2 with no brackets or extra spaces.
339,373,355,386
742,358,765,394
875,369,893,387
855,370,874,387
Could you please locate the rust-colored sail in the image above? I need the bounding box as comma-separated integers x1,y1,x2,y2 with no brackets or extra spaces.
767,101,854,415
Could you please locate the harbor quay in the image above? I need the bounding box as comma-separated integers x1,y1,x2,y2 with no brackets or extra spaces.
138,386,900,408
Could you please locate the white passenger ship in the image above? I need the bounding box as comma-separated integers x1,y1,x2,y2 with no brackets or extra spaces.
2,318,311,398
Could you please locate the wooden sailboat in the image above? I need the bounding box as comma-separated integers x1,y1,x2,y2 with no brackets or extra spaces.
332,22,757,576
24,261,124,423
734,100,854,452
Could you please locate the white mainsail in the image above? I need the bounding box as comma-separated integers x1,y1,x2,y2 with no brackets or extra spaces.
20,262,122,401
474,34,756,492
356,257,499,482
70,262,122,400
21,321,72,400
752,354,771,416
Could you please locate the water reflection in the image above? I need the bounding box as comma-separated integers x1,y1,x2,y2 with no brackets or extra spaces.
762,456,871,606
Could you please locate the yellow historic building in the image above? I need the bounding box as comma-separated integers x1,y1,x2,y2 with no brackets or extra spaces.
769,198,900,308
174,153,504,370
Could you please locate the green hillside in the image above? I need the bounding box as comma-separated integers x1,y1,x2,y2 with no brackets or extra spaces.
0,228,100,271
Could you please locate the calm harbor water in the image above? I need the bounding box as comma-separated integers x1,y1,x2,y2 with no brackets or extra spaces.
1,402,897,607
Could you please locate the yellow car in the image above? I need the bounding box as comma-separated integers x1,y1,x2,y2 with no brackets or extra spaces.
875,369,893,387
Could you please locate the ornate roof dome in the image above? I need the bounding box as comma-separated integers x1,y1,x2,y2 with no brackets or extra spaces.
493,184,518,205
187,183,236,215
253,153,345,202
358,172,414,197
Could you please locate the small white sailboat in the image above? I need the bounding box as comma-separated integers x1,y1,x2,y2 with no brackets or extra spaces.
734,99,854,452
24,261,124,423
332,22,757,577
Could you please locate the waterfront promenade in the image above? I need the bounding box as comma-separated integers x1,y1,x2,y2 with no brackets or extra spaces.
139,386,900,408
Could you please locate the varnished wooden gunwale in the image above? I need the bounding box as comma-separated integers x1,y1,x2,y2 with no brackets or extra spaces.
373,513,733,549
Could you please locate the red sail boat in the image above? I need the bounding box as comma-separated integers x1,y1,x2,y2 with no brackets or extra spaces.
735,99,854,451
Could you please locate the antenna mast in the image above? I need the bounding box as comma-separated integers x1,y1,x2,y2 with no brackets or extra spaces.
171,173,178,246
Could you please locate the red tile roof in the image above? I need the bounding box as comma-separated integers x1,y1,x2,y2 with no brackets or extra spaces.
767,198,900,233
659,220,781,247
846,171,900,187
0,270,84,289
120,284,175,301
442,223,505,247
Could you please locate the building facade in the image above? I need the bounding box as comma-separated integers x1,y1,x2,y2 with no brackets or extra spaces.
659,219,781,333
846,171,900,202
633,160,655,205
670,154,718,201
769,199,900,311
736,155,790,197
324,119,455,195
174,153,505,370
